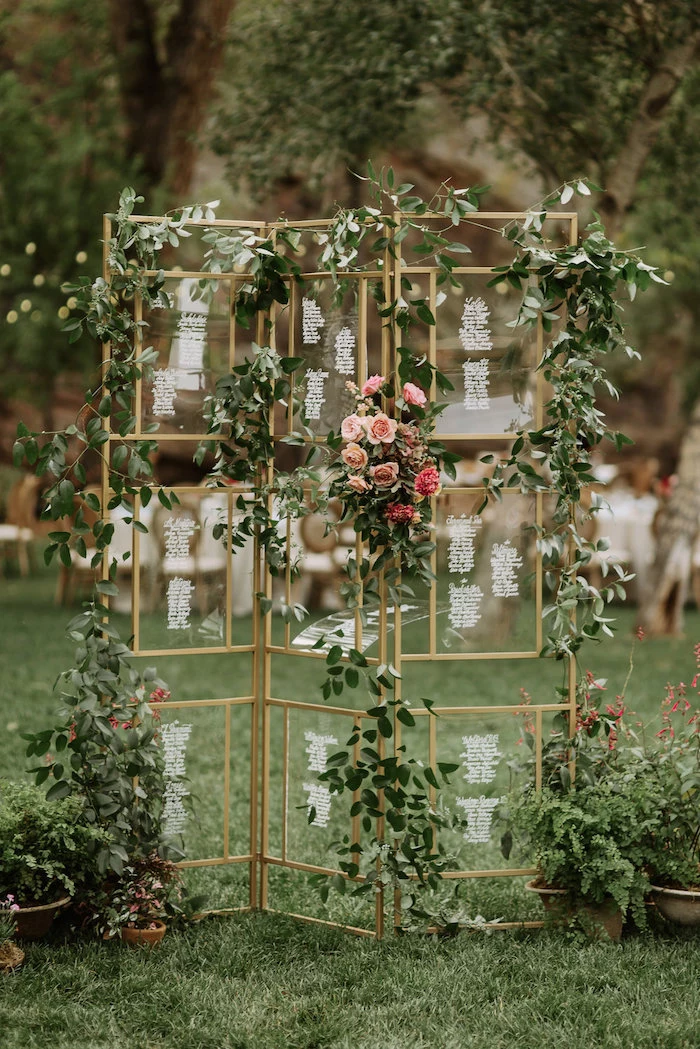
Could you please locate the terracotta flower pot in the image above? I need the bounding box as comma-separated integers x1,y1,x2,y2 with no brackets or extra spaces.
650,884,700,926
525,879,622,941
14,896,71,940
0,941,25,972
120,920,167,947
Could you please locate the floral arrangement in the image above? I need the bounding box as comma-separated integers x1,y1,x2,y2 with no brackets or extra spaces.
328,374,444,590
100,854,182,937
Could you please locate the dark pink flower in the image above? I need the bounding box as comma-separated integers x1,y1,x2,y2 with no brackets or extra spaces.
414,466,441,497
385,503,416,525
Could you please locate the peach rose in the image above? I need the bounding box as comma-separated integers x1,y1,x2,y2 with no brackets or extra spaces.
361,374,385,396
363,412,398,445
340,413,365,442
370,462,399,488
341,443,369,470
403,382,427,407
347,475,370,493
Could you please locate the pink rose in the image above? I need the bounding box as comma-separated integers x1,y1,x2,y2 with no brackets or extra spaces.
403,382,427,407
361,374,385,396
341,413,365,442
370,462,399,488
363,412,398,446
414,466,441,497
341,443,368,470
347,475,370,493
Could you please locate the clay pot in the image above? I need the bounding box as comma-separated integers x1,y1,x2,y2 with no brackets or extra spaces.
525,879,622,941
0,941,25,972
14,896,71,940
650,885,700,926
120,920,167,947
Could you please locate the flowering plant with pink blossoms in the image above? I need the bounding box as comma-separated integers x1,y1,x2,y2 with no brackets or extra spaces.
328,373,456,592
0,895,19,946
100,853,182,936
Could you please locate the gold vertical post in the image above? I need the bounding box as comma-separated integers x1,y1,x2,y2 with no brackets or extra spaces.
229,278,237,370
281,705,289,862
134,292,143,433
226,490,233,650
374,568,388,940
428,715,437,809
100,216,112,602
392,567,403,934
223,702,231,858
535,708,543,792
132,493,141,653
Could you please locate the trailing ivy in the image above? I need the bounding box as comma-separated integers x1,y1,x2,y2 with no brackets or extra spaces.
482,183,665,657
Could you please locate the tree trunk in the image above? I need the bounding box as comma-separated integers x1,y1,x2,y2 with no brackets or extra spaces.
638,398,700,636
596,33,700,237
108,0,234,199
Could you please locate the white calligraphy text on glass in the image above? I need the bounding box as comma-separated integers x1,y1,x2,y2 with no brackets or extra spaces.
447,514,481,575
151,368,179,416
161,720,192,836
460,734,502,785
333,326,356,374
455,795,503,844
490,540,523,597
459,296,492,412
303,730,338,828
302,297,325,344
448,582,483,630
303,368,329,420
167,577,195,630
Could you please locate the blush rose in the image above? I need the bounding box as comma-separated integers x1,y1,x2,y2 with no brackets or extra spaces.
340,413,365,442
347,475,370,493
341,443,369,469
361,374,384,396
402,382,427,407
363,412,398,445
370,462,399,488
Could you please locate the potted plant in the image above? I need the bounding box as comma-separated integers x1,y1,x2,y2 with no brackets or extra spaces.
100,853,182,946
507,773,657,939
0,896,23,972
0,781,107,939
637,692,700,925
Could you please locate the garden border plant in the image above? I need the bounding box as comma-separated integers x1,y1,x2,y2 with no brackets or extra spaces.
12,166,664,933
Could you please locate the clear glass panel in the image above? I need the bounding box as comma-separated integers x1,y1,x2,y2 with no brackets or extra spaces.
135,489,229,652
140,277,231,436
289,278,364,437
435,277,536,436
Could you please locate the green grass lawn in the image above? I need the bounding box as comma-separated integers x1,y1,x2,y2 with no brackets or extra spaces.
1,559,699,1048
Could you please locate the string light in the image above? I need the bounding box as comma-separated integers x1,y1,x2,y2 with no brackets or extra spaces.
25,242,36,255
75,251,87,264
0,264,10,277
32,274,45,287
66,296,77,309
6,310,18,324
19,299,32,313
57,306,70,319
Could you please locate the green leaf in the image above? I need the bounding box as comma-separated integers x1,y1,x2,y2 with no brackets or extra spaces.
46,779,72,801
